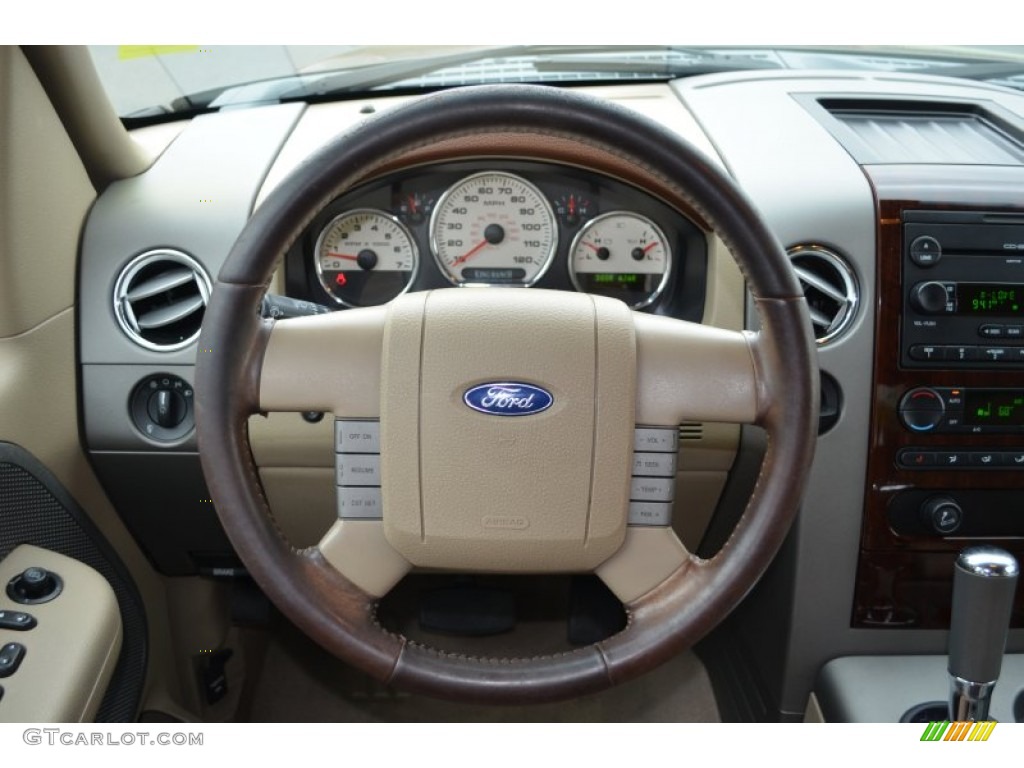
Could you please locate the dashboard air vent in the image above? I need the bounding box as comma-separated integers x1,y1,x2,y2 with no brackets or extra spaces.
679,422,703,442
113,250,211,352
787,245,858,345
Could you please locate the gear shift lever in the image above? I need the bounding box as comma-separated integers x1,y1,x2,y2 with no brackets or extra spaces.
948,546,1019,721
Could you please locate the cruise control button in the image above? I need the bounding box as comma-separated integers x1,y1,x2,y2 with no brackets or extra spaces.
632,452,678,477
633,428,678,453
629,477,674,502
337,487,383,519
335,454,380,487
628,502,673,526
335,420,380,453
0,610,36,631
0,643,26,678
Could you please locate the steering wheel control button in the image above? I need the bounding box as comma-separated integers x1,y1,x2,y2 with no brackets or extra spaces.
335,420,380,453
629,477,675,503
0,643,26,678
337,487,383,520
130,373,195,442
898,388,946,432
0,610,37,631
6,567,63,604
336,454,380,486
628,502,673,527
632,452,678,477
909,235,942,267
633,427,679,453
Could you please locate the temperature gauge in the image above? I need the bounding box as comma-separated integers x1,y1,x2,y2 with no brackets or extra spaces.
554,193,595,228
315,209,418,307
569,211,671,308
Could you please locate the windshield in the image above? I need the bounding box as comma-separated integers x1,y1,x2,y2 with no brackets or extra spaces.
89,45,1024,121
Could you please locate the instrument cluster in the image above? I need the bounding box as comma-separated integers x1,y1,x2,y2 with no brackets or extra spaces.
285,160,708,320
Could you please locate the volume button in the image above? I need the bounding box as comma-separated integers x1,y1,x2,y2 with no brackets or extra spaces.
898,387,946,432
910,281,952,314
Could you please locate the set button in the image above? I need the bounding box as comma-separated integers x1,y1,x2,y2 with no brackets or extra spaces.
335,420,383,520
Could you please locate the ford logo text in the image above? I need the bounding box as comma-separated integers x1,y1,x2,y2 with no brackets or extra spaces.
463,383,553,417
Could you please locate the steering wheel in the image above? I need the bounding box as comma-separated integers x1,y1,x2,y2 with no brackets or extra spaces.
194,84,818,704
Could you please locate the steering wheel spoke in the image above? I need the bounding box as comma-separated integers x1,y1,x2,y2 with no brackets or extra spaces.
259,306,387,417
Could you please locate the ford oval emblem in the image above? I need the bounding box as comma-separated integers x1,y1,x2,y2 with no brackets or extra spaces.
463,382,553,417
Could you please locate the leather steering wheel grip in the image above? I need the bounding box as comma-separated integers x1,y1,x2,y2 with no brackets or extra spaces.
195,84,818,703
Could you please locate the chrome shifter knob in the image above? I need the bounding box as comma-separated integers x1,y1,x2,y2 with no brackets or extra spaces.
948,546,1019,722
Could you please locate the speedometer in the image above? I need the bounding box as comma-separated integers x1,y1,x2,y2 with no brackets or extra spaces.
430,172,557,286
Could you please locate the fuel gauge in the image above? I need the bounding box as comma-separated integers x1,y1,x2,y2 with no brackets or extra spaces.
396,192,435,225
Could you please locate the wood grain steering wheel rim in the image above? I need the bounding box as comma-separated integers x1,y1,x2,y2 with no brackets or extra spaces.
195,84,818,704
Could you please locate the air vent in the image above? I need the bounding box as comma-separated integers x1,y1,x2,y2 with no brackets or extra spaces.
679,422,704,442
113,250,211,352
787,245,859,345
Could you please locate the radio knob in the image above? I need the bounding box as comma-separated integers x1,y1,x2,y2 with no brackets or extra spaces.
911,281,951,314
899,387,946,432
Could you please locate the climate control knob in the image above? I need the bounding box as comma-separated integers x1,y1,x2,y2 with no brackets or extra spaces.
910,281,951,314
898,387,946,432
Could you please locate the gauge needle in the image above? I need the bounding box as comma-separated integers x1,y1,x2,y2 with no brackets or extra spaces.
643,242,659,254
326,252,359,261
453,239,488,267
581,241,601,252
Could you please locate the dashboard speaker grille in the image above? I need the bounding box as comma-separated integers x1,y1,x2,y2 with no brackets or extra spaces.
113,250,211,351
787,245,859,345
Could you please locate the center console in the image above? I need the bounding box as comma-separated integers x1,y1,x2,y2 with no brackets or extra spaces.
856,166,1024,630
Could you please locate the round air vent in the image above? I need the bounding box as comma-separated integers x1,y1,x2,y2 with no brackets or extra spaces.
787,245,859,345
113,250,212,352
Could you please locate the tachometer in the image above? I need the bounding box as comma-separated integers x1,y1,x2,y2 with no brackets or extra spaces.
315,209,418,307
569,211,671,308
430,172,557,286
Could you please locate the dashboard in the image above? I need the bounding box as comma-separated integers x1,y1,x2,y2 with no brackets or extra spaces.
75,74,1024,721
283,160,707,320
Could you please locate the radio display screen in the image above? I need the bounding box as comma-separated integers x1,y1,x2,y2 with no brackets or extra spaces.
957,283,1023,315
965,390,1024,426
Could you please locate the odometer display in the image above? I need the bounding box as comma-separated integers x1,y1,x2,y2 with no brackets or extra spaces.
430,172,557,286
570,211,671,308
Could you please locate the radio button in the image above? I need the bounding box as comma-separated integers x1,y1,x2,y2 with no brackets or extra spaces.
979,324,1006,338
910,281,955,314
981,347,1009,362
1006,325,1022,338
945,345,980,362
909,344,945,362
909,235,942,267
